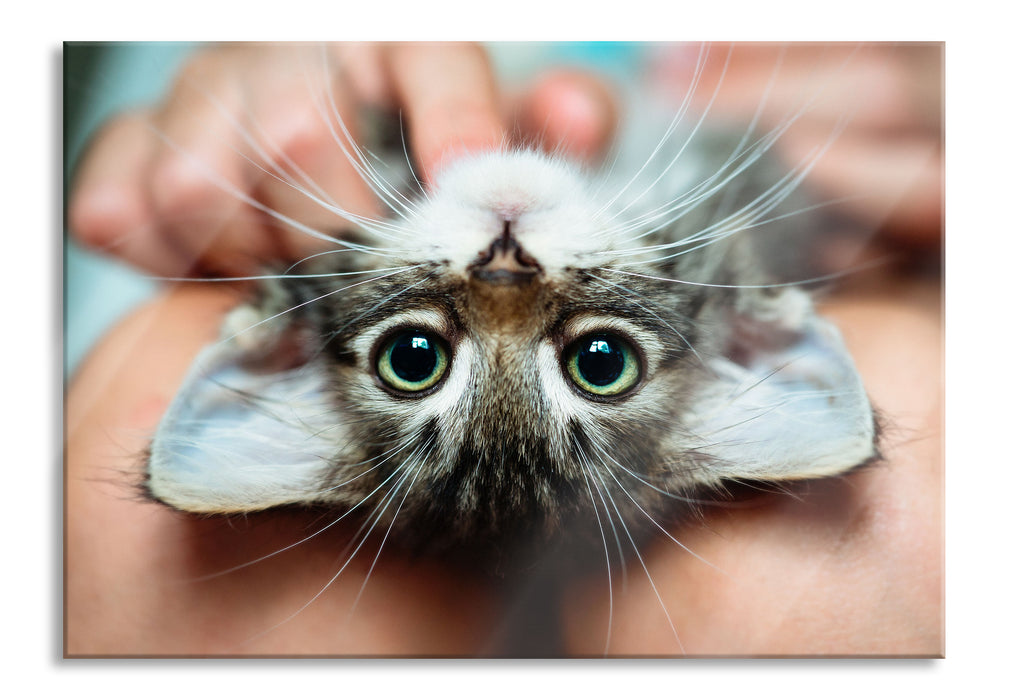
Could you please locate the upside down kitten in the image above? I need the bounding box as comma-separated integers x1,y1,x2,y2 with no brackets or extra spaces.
144,108,877,557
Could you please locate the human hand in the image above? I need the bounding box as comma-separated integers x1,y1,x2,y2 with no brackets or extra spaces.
655,43,942,253
68,42,617,278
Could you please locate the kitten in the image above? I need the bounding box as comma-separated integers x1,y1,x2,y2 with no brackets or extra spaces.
143,97,878,566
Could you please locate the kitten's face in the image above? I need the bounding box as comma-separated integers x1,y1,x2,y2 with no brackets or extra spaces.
274,152,711,549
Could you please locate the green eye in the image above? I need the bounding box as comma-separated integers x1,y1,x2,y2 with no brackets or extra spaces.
376,330,450,394
565,333,641,397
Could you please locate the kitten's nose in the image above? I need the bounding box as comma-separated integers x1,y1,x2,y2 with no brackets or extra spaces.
469,221,541,285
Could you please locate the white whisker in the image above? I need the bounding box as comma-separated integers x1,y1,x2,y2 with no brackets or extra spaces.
184,444,418,583
586,460,685,655
237,436,429,646
215,266,423,348
571,437,617,656
312,47,419,219
599,253,890,290
144,122,406,252
347,433,435,615
150,265,416,284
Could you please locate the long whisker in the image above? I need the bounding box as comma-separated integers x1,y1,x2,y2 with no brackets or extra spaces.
571,437,617,656
609,44,737,221
178,72,412,243
214,266,423,348
599,253,891,290
584,432,729,579
596,44,868,253
602,131,833,258
347,433,435,615
182,444,418,582
398,109,428,201
149,265,416,284
143,122,405,253
586,459,685,655
594,42,713,217
237,436,429,646
311,46,419,219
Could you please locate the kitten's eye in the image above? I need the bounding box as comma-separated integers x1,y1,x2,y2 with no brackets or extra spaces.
564,333,641,398
376,330,450,394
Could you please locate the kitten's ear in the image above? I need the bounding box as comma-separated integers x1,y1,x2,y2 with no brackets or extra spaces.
145,319,340,514
681,287,877,482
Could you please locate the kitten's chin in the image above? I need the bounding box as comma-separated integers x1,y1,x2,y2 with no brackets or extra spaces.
398,149,611,274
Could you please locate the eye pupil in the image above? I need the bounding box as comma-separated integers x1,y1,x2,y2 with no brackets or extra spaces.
578,338,624,387
389,334,438,382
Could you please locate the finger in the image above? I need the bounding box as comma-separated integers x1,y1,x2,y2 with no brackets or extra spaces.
148,52,289,276
247,49,382,261
68,110,194,277
386,42,506,184
513,69,618,162
331,42,394,108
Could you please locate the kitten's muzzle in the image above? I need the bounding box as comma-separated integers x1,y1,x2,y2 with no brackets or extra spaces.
469,222,542,286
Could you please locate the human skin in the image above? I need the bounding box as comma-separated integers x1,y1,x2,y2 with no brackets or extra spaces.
65,42,943,656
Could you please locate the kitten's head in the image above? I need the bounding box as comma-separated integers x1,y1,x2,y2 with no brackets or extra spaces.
145,150,876,556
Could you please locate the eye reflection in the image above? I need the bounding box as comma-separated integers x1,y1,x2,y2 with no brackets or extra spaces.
564,333,641,397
